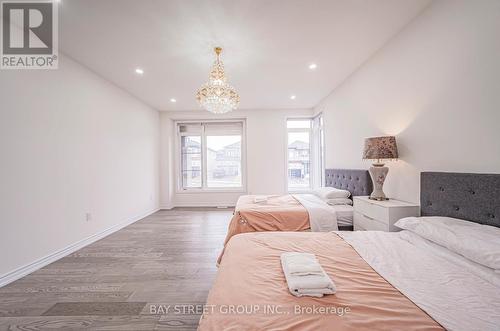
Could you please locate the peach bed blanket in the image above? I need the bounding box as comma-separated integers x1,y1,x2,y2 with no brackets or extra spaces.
217,195,310,264
201,232,442,331
223,195,310,245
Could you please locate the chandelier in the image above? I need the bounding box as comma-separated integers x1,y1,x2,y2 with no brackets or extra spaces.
196,47,240,114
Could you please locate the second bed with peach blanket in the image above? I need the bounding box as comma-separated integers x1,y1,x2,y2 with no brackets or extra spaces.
217,194,345,264
223,195,310,244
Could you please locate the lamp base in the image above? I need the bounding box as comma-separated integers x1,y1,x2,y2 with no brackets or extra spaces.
368,165,389,201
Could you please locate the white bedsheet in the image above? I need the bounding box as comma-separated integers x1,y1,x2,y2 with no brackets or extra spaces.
330,204,353,227
337,230,500,331
293,194,339,232
399,230,500,288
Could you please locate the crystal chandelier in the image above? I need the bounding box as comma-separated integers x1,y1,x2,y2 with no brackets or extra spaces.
196,47,240,114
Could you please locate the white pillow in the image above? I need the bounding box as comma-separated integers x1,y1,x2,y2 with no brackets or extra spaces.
395,216,500,270
326,198,353,206
314,187,351,199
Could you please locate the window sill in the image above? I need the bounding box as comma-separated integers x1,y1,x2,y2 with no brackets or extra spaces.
176,188,247,194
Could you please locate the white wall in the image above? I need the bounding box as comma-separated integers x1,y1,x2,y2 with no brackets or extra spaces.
0,55,160,278
314,0,500,203
160,109,313,207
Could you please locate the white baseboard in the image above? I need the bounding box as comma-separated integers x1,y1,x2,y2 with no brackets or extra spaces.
169,202,236,208
0,208,159,288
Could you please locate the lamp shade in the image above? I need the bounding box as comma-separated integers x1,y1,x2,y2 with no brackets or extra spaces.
362,136,398,160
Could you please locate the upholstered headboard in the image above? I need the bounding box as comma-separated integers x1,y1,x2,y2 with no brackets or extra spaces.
421,172,500,228
325,169,373,197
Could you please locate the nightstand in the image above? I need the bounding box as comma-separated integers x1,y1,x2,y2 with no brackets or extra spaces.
353,196,420,232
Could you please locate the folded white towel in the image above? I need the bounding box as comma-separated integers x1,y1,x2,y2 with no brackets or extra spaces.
283,252,323,276
325,198,353,206
281,252,337,297
253,196,268,203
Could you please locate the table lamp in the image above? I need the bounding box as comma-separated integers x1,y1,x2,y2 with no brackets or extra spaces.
362,136,398,200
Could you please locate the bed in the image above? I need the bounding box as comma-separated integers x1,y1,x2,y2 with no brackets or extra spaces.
200,172,500,331
221,169,373,243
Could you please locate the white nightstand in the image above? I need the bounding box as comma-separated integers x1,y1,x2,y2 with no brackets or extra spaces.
353,196,420,232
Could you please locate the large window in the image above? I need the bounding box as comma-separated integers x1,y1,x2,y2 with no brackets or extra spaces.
286,115,324,191
178,121,245,191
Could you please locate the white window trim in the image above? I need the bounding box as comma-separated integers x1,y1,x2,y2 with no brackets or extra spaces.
312,112,325,189
174,119,247,194
285,117,313,193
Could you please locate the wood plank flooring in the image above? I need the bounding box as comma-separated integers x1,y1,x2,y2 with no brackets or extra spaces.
0,208,233,330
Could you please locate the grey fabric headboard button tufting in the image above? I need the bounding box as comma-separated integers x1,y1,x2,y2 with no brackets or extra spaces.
420,172,500,228
325,169,373,197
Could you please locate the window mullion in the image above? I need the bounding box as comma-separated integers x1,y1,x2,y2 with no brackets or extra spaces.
201,125,208,189
308,128,312,190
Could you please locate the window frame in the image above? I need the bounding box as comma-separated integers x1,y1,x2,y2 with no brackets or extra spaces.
175,119,247,194
312,113,325,188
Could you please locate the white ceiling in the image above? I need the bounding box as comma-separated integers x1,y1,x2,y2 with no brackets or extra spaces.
59,0,431,111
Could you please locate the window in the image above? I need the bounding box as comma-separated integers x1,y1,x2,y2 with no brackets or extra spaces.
178,121,245,191
181,135,202,188
287,119,312,191
286,115,324,191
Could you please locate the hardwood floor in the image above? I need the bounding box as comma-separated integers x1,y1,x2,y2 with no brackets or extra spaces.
0,208,233,330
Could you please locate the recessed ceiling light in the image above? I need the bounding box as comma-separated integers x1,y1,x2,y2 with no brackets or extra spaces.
290,95,296,100
308,63,317,70
135,68,144,75
170,98,177,103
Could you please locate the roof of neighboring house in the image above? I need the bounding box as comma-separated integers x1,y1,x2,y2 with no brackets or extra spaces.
184,139,216,153
185,139,200,148
288,140,309,149
222,142,240,150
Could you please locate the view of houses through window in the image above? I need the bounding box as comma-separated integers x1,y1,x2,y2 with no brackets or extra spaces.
206,135,242,188
181,135,202,188
287,115,324,191
179,122,244,190
287,119,312,190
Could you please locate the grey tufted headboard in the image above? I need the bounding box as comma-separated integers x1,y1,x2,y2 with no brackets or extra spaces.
421,172,500,228
325,169,373,197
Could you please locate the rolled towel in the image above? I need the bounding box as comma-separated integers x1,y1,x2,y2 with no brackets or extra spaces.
281,252,337,297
